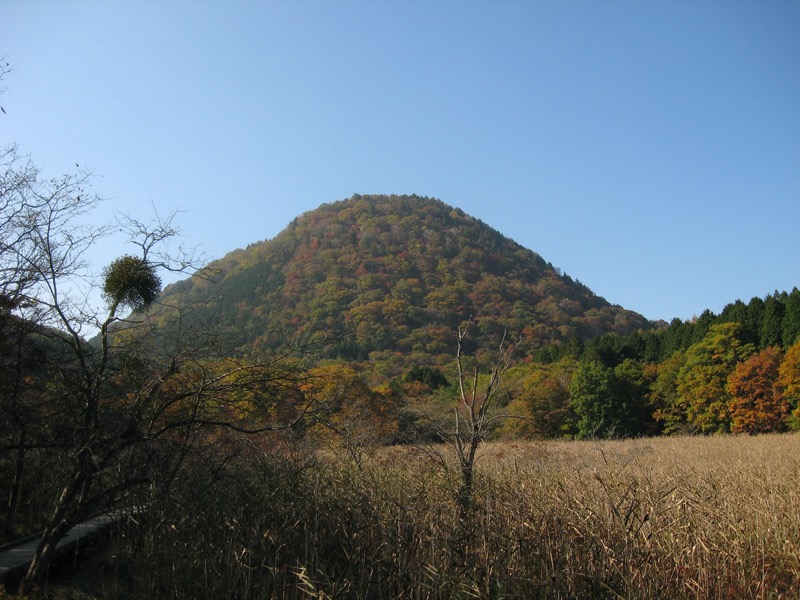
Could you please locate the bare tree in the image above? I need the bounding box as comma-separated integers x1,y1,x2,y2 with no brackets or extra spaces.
0,58,11,115
0,141,107,540
4,196,312,592
0,71,311,589
452,319,513,511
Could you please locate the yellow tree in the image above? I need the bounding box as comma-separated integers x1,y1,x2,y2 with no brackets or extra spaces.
676,323,754,433
501,359,575,439
303,364,399,463
778,339,800,429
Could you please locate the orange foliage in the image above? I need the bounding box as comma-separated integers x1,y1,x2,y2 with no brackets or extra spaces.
727,347,788,434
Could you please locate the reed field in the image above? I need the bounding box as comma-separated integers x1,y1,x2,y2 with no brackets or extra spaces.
28,434,800,599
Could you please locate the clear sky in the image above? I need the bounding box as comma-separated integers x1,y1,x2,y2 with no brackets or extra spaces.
3,1,799,323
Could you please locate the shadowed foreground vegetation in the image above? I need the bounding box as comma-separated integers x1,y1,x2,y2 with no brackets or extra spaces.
17,434,800,599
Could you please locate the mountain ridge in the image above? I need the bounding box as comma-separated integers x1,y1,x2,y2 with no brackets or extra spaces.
156,194,652,369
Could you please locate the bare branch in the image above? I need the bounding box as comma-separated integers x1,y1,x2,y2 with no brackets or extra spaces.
115,205,206,278
450,320,514,512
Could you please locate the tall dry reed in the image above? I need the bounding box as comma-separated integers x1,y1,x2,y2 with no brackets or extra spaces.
62,434,800,599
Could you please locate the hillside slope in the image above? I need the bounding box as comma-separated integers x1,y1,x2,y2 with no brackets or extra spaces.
157,195,651,364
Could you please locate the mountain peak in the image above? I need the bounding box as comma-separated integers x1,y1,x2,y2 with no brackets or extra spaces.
158,194,650,369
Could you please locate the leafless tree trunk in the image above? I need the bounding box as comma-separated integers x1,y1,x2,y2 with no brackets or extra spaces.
0,170,311,592
453,319,512,513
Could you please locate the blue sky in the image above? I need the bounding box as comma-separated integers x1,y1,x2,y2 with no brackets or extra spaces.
3,1,799,323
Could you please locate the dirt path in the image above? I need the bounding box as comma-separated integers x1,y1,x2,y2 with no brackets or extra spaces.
0,512,122,587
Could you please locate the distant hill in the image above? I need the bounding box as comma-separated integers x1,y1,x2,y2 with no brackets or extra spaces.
155,195,651,367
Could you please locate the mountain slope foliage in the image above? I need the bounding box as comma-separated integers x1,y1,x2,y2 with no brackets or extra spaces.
158,194,650,366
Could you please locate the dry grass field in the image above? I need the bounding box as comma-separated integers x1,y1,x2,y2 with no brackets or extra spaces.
18,433,800,599
464,434,800,598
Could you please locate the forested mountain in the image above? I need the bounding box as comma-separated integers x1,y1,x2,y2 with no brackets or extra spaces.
155,194,651,368
139,196,800,441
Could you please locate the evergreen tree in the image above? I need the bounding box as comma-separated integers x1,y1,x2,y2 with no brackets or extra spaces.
782,288,800,347
720,299,759,345
746,296,766,342
691,309,717,344
613,358,653,435
761,294,785,348
569,361,617,439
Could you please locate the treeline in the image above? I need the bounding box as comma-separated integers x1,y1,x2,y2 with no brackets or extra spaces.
495,288,800,439
289,288,800,446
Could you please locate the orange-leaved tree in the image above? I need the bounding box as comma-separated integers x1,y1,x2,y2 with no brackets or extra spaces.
727,346,788,434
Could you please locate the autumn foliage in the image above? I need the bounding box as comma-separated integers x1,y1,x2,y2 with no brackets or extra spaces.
301,364,401,455
150,194,650,372
728,347,789,434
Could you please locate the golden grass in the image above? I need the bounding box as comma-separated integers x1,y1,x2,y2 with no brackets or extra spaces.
45,434,800,599
471,434,800,598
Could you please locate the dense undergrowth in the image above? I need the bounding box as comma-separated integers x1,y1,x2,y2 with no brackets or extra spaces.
14,434,800,599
